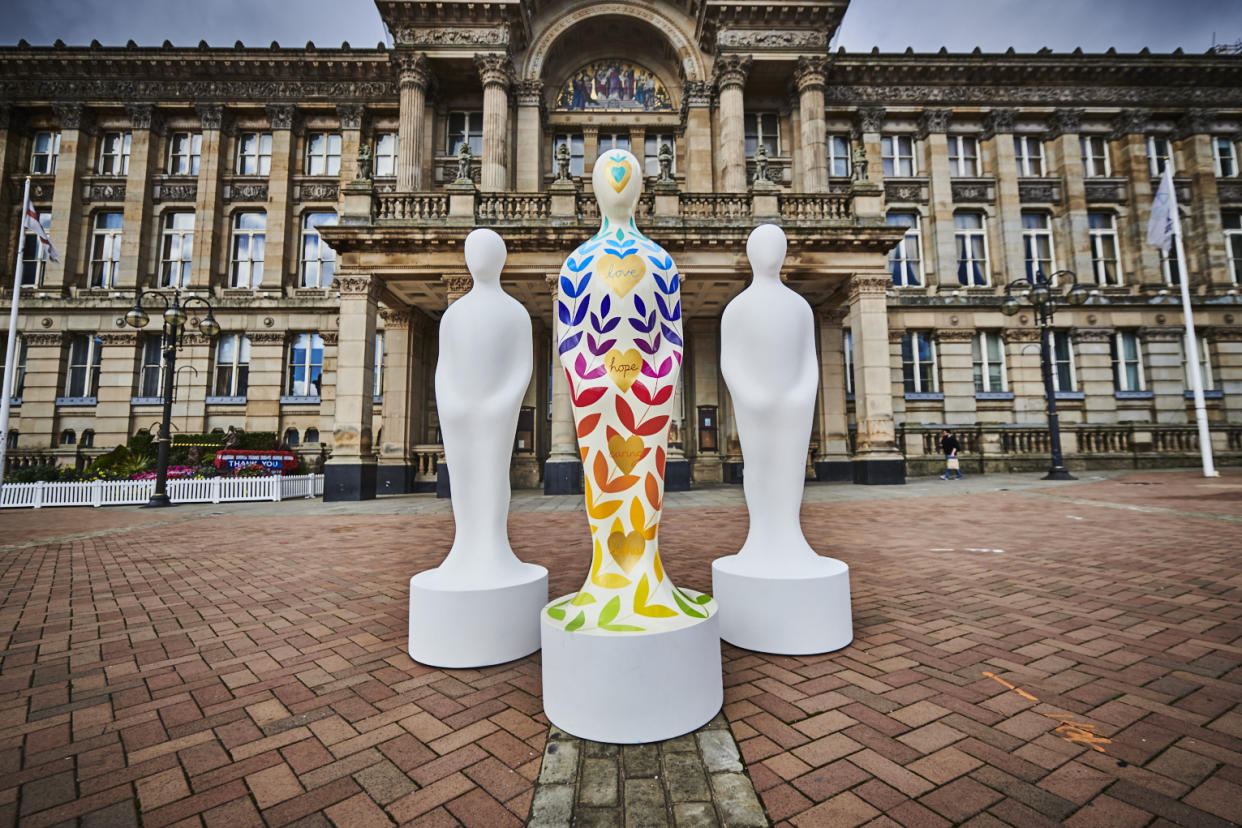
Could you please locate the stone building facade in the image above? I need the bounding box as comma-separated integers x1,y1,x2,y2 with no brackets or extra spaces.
2,0,1241,499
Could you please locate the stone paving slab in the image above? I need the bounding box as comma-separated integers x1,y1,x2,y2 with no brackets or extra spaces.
0,468,1239,827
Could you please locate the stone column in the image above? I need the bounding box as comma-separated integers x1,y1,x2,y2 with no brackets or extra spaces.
1072,328,1120,423
475,53,512,192
324,275,379,500
515,80,544,192
544,274,582,494
1045,108,1095,280
377,307,422,493
1176,109,1228,289
683,81,713,192
93,331,140,448
513,318,541,490
46,103,92,291
242,331,284,435
854,107,886,183
191,104,226,290
720,384,742,484
795,57,828,193
848,272,904,483
713,54,752,193
337,104,364,186
394,51,431,191
814,308,851,481
264,105,296,292
936,328,977,425
1209,328,1242,422
0,104,16,270
919,109,958,288
687,317,722,483
443,274,471,305
1110,109,1162,283
13,332,63,446
1002,328,1044,424
117,104,159,290
1140,326,1188,424
665,371,691,490
581,127,599,174
984,109,1027,283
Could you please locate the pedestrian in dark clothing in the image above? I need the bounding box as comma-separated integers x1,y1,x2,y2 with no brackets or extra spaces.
939,428,963,480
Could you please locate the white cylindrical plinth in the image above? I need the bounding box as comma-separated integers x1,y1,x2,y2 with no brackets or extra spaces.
540,593,723,744
712,555,852,655
409,564,548,668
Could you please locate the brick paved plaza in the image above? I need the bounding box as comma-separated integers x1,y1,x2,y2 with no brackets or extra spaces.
1,469,1240,827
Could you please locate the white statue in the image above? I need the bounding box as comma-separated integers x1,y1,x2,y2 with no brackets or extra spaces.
712,224,852,655
408,228,548,668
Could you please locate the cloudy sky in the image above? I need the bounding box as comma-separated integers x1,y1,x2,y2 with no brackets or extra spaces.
2,0,1237,54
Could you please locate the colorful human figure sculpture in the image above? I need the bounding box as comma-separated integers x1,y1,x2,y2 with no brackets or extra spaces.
408,228,548,668
712,224,852,655
541,149,721,743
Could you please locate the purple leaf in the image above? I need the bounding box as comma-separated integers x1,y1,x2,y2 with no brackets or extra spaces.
558,332,583,355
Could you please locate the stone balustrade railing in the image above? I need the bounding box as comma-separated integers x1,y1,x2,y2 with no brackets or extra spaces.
375,193,449,221
411,444,443,483
476,193,550,221
778,194,851,221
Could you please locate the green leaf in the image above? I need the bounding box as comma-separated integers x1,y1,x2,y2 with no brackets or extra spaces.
693,592,713,605
570,591,596,606
615,228,624,241
673,590,706,619
601,624,645,632
547,607,566,620
599,596,621,626
566,611,585,632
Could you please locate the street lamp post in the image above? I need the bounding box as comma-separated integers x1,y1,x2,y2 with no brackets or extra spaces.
124,289,220,506
1001,269,1089,481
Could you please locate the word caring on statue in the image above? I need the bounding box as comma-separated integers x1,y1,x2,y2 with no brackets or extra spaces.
213,450,299,473
558,59,671,111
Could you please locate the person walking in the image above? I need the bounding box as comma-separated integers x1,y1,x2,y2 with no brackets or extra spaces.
939,428,963,480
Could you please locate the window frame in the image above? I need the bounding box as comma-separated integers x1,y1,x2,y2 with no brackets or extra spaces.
304,132,341,176
1183,336,1216,391
551,132,585,176
1021,212,1056,281
0,334,27,400
1215,137,1238,178
901,331,939,394
1146,135,1173,177
744,112,780,159
972,331,1007,393
947,135,980,177
1051,330,1076,393
1160,222,1184,286
138,335,166,398
643,133,675,178
827,134,851,178
1087,211,1122,286
236,132,272,176
1110,331,1146,392
65,334,103,398
299,211,338,288
887,211,924,287
373,132,398,177
20,210,52,287
447,111,484,157
167,131,202,176
89,211,124,288
1224,211,1242,284
286,333,325,398
881,134,917,176
843,329,854,396
30,131,60,174
373,331,385,398
98,131,132,175
159,211,195,289
229,211,267,289
954,211,989,286
213,333,251,397
1080,135,1111,178
1013,135,1044,177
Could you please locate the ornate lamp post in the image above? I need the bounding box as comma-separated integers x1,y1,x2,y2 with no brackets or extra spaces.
124,289,220,506
1001,269,1089,480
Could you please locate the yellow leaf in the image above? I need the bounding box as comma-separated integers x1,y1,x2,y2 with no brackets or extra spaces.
653,551,664,584
570,591,596,606
633,573,677,618
629,498,646,533
590,499,624,519
643,525,657,541
610,516,623,537
596,573,632,589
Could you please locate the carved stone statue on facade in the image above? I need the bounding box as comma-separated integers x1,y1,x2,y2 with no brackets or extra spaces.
753,144,770,183
853,142,869,182
657,142,674,183
356,143,372,181
222,425,240,449
555,142,571,181
455,142,473,184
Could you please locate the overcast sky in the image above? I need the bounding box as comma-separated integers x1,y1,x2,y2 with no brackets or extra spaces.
2,0,1237,54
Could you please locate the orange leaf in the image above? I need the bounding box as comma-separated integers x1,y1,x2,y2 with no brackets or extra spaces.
598,473,640,494
645,472,662,511
577,413,601,438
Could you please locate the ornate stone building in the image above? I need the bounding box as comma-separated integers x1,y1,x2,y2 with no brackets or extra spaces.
2,0,1241,499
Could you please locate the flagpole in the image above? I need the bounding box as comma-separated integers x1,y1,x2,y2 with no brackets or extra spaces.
0,177,32,486
1170,190,1217,478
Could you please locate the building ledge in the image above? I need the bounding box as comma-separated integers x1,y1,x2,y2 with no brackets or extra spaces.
206,395,247,405
280,395,321,405
1115,390,1154,400
976,391,1014,401
55,396,96,407
130,396,164,405
1185,389,1224,399
905,392,944,401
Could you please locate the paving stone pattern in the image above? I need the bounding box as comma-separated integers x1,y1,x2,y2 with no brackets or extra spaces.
0,469,1240,826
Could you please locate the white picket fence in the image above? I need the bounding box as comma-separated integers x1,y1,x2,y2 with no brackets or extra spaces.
0,474,324,509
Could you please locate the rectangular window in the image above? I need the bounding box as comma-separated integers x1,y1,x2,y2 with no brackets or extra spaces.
98,131,131,175
1183,337,1215,391
901,331,938,393
887,212,922,287
881,135,916,176
1215,137,1237,178
160,212,194,288
954,212,988,285
31,131,60,174
1013,136,1044,177
1147,136,1172,177
1021,212,1054,280
90,212,123,288
287,333,324,397
1051,330,1076,392
643,134,674,177
373,332,385,397
374,133,398,177
214,334,251,397
1225,212,1242,284
0,335,26,399
300,211,337,288
448,112,484,157
65,334,103,398
305,132,341,176
843,330,854,396
167,131,202,175
1161,229,1182,285
552,133,585,176
947,136,979,177
1110,331,1145,392
20,210,51,287
599,133,630,154
1080,135,1110,177
744,113,779,158
827,134,851,178
139,336,165,398
1088,212,1122,285
237,132,272,175
972,332,1007,393
230,211,266,288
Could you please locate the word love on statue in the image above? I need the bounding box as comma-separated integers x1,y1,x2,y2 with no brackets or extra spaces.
541,149,722,745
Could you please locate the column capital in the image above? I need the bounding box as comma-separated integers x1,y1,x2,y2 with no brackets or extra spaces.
52,102,93,132
379,308,411,328
1138,326,1183,343
1173,108,1217,141
321,331,339,346
246,331,286,344
516,78,543,107
336,104,365,131
266,104,297,131
853,106,886,136
99,331,139,346
981,108,1017,140
1002,327,1041,344
793,56,827,93
712,54,752,92
195,103,227,131
887,328,906,343
681,80,712,109
1070,327,1113,343
1045,107,1083,140
474,53,513,89
915,108,952,140
820,306,850,325
848,273,892,302
25,332,65,347
337,275,382,302
124,102,161,132
393,50,432,89
443,274,473,303
1204,326,1242,343
933,328,975,343
1109,108,1153,141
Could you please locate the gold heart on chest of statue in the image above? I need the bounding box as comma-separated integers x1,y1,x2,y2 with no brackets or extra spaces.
607,529,645,574
596,251,646,297
604,348,642,392
607,434,646,475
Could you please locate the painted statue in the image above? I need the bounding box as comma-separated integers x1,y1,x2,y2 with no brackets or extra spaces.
546,149,715,633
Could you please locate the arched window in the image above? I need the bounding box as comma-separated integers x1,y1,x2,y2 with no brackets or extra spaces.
284,427,300,446
304,428,320,444
60,429,76,446
6,430,17,449
81,429,95,448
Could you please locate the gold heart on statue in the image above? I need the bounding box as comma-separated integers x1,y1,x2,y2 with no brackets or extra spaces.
603,157,633,193
607,434,646,475
597,252,646,297
605,348,643,392
608,529,645,574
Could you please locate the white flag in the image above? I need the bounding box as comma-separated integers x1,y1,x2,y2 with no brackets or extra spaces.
1146,165,1176,253
22,201,60,263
